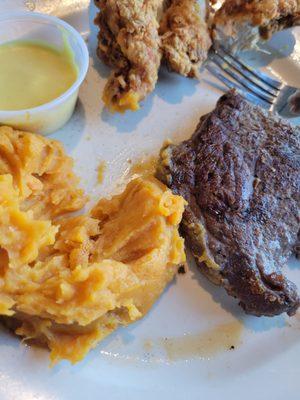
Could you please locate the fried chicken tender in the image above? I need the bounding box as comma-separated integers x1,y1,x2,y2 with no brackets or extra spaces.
213,0,300,50
95,0,165,112
160,0,211,78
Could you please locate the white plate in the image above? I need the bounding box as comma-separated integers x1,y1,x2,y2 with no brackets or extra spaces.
1,2,300,400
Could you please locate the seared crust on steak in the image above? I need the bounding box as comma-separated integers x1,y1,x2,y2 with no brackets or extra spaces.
157,90,300,316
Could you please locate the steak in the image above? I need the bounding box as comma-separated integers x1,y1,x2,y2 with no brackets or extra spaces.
157,90,300,316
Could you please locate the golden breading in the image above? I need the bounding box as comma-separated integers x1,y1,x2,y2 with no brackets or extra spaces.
0,127,186,365
213,0,300,50
94,0,165,112
94,0,212,110
160,0,211,78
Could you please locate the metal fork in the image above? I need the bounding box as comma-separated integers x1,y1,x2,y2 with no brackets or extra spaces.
206,45,300,118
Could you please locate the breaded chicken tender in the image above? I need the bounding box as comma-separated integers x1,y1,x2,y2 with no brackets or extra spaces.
94,0,299,112
160,0,211,78
94,0,165,112
213,0,300,51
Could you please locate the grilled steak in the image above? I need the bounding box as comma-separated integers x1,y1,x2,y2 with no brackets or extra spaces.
157,90,300,316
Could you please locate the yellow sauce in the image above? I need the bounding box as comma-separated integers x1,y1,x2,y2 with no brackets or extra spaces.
0,41,78,111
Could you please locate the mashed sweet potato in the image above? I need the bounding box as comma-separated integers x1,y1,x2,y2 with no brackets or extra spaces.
0,126,87,219
0,126,186,364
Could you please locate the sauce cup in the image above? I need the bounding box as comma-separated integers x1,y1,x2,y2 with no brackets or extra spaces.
0,11,89,135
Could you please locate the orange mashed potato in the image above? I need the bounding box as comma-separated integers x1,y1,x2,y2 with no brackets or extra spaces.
0,126,186,365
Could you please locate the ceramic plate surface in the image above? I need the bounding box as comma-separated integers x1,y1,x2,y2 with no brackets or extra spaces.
0,2,300,399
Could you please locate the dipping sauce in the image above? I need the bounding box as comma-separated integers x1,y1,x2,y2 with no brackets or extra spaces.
0,41,78,111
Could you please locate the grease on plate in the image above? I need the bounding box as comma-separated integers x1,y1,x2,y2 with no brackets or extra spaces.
143,340,153,352
129,156,158,177
97,161,107,184
161,321,243,361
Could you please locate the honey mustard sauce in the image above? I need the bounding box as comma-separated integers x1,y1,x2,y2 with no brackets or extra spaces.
0,40,77,111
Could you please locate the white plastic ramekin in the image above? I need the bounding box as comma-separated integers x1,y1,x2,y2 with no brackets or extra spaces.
0,11,89,135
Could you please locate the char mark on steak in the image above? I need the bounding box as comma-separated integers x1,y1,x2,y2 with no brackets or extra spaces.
157,89,300,317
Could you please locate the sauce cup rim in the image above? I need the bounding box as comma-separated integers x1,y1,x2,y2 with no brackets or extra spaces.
0,11,89,116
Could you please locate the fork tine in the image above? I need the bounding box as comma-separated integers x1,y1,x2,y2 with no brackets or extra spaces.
213,48,278,98
218,46,282,90
210,52,274,104
206,63,271,109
